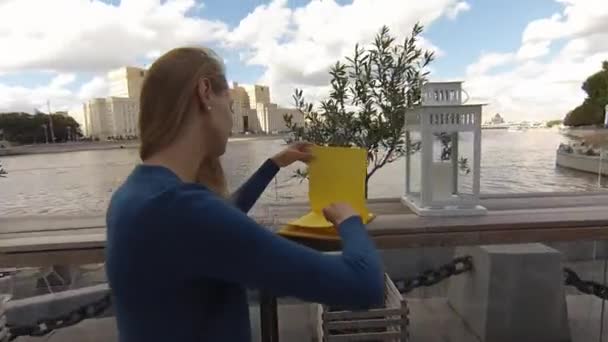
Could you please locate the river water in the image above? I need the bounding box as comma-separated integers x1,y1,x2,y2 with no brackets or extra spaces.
0,129,603,217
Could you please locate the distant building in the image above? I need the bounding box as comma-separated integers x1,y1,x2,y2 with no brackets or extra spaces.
230,82,304,134
244,85,271,109
84,67,144,140
84,97,139,140
83,68,302,139
490,113,505,125
255,103,302,134
108,67,146,100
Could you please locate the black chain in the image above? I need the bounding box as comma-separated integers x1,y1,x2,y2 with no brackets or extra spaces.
7,293,112,341
395,256,473,294
564,267,608,300
5,262,603,340
0,272,14,279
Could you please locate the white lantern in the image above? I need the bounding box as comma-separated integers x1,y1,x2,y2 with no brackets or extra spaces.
402,81,486,216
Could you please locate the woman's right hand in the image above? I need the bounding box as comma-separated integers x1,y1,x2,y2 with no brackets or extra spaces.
323,203,360,226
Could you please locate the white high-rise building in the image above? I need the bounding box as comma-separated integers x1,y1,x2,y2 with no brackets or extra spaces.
243,85,270,109
108,67,146,99
230,82,304,134
84,67,144,140
83,70,302,138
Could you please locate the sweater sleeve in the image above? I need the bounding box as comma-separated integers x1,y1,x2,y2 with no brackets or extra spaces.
166,187,384,309
229,159,280,213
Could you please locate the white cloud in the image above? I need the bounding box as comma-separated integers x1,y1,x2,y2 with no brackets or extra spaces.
78,76,110,100
0,73,109,117
0,0,228,73
0,80,73,113
0,0,227,115
466,52,514,76
516,40,551,60
464,0,608,122
145,50,162,60
1,0,469,114
228,0,292,51
49,74,77,89
446,1,471,20
228,0,469,106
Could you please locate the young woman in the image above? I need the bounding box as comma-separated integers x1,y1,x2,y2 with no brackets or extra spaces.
106,47,384,342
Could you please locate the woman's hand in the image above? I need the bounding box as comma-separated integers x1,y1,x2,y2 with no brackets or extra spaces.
271,142,313,168
323,203,359,227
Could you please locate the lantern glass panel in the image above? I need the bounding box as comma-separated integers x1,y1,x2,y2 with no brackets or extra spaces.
430,132,457,202
405,131,422,200
455,131,475,199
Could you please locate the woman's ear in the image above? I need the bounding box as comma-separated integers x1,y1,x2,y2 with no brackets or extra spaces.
196,78,213,112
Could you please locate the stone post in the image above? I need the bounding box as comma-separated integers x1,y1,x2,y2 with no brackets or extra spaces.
447,243,570,342
0,294,8,342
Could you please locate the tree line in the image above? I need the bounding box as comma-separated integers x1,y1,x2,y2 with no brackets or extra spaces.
564,61,608,127
0,112,82,145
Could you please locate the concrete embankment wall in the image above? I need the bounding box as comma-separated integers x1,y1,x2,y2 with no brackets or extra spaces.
0,142,139,157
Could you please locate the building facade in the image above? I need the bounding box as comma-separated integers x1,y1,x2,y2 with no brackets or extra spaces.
108,66,146,99
244,85,270,109
229,82,304,134
84,99,109,139
490,113,505,124
84,67,144,140
83,69,302,138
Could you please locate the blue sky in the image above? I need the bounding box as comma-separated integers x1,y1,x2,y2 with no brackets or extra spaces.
0,0,607,123
427,0,562,79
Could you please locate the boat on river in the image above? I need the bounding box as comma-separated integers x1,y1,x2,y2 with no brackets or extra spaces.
555,142,608,175
507,123,529,132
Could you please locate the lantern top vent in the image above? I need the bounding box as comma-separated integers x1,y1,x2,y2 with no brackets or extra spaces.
421,81,467,106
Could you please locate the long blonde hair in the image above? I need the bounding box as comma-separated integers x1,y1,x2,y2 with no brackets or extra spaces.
139,47,228,196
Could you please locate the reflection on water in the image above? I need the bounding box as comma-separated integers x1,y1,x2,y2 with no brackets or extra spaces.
0,130,605,217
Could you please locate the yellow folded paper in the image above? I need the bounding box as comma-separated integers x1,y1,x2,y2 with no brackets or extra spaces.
278,225,340,241
289,212,376,228
279,214,376,241
288,146,372,228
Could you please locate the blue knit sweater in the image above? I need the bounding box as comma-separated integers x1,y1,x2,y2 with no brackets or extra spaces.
106,159,384,341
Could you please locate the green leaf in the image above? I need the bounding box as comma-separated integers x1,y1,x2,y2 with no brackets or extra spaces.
283,24,434,186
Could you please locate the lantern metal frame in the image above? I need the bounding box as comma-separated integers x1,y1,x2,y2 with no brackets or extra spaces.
402,81,487,216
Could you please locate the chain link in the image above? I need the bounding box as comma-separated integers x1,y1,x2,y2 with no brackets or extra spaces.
6,293,111,341
393,259,608,299
5,261,604,340
0,271,15,279
564,267,608,300
395,256,473,294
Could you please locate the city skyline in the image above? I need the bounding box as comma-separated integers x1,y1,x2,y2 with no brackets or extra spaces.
0,0,607,124
78,65,303,139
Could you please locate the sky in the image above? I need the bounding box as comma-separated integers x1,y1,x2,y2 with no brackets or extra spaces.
0,0,607,127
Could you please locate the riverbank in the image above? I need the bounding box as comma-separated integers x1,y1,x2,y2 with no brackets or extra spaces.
0,142,139,156
561,126,608,140
0,134,283,156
